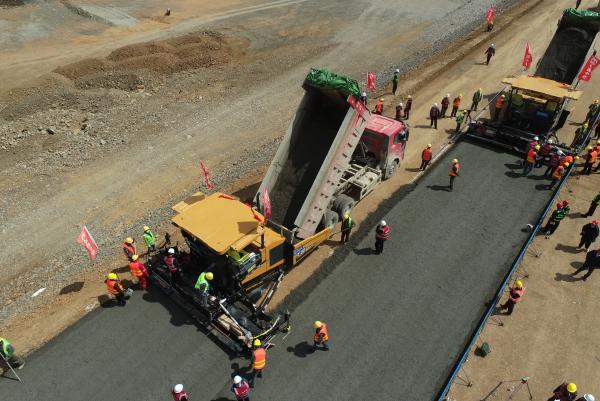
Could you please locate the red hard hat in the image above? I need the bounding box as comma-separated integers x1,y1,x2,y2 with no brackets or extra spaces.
593,220,600,225
562,200,569,207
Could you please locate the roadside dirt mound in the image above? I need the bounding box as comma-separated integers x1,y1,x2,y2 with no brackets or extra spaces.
75,72,144,91
54,58,111,80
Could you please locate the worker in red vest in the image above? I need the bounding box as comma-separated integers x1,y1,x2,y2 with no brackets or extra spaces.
249,339,266,388
313,321,330,351
374,220,390,254
493,94,505,121
499,280,525,315
548,162,569,189
122,237,136,261
420,144,433,170
449,158,460,191
105,273,127,306
582,146,598,175
231,376,250,401
163,247,181,284
374,98,384,115
129,255,149,290
522,145,539,176
171,384,189,401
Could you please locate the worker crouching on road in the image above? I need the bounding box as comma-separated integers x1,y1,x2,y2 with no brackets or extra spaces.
231,375,251,401
543,201,570,237
172,384,189,401
142,225,156,254
374,220,390,254
578,220,600,251
249,339,266,388
122,237,136,261
448,159,460,191
341,213,354,244
129,255,149,290
195,271,213,309
499,280,525,315
550,382,578,401
313,321,329,351
0,337,25,370
105,273,127,306
420,144,433,170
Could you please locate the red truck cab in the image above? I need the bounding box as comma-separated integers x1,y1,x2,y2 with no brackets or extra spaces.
354,114,409,179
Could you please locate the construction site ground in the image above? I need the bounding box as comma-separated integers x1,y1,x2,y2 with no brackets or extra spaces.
2,0,599,399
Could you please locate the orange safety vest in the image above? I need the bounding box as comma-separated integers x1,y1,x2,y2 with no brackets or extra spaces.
314,323,329,343
453,97,461,107
106,279,123,295
252,347,266,370
495,97,505,109
526,149,537,164
561,155,574,166
375,101,383,113
129,261,145,277
509,287,525,303
123,243,136,257
552,165,565,180
449,163,460,177
589,151,598,164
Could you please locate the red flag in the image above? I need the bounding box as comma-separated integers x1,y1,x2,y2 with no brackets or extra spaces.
77,225,98,260
199,160,213,190
522,43,533,70
485,6,496,23
578,55,600,82
367,72,376,91
262,188,272,221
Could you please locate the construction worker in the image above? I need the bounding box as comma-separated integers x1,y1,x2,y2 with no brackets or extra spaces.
129,255,149,290
440,94,450,118
171,384,189,401
420,144,433,170
142,226,156,254
165,8,171,16
551,382,578,401
122,237,136,261
340,213,354,244
395,103,403,121
493,94,505,121
313,321,330,351
545,152,561,177
449,158,460,191
360,92,367,105
572,248,600,281
537,138,554,167
584,191,600,217
231,375,250,401
374,98,384,115
374,220,390,254
560,153,575,168
249,338,266,388
195,271,213,308
430,103,440,129
543,201,570,237
575,395,595,401
105,273,127,306
499,280,525,315
455,109,466,133
486,18,494,32
578,220,600,250
404,95,412,119
548,162,569,190
584,99,599,124
484,44,496,65
522,145,539,176
582,146,598,175
0,337,25,370
471,88,483,110
392,68,400,95
450,94,462,117
571,123,588,148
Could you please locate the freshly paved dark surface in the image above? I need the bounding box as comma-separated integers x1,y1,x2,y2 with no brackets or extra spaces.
0,139,551,401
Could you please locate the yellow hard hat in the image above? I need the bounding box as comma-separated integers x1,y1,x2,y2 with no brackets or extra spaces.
379,97,384,101
107,273,117,280
459,93,463,97
515,280,523,289
565,162,570,167
478,88,482,91
143,225,150,231
567,383,577,393
131,254,139,261
452,159,459,164
314,321,322,329
534,145,541,150
427,144,432,148
343,213,349,219
587,146,593,151
253,339,261,347
584,123,589,128
205,272,214,280
125,237,134,244
596,140,600,145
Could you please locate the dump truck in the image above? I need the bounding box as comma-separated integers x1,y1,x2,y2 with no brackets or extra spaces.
148,69,409,353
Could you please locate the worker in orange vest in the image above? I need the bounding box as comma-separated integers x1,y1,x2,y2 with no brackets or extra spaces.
374,98,384,115
582,146,598,175
374,220,390,254
122,237,136,261
522,145,539,176
420,144,433,170
548,162,569,189
499,280,525,315
450,94,462,117
105,273,127,306
448,158,460,191
313,321,329,351
129,255,149,290
249,339,266,388
493,94,505,121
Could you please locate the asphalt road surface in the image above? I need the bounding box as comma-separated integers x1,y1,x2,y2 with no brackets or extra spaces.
0,139,551,401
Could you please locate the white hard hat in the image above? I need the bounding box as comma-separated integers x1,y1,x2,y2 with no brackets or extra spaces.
173,384,183,393
395,68,400,72
547,138,554,144
380,220,387,227
558,150,565,155
491,43,495,47
362,92,367,97
584,395,595,401
168,248,175,254
233,375,242,384
446,93,450,97
399,102,403,106
434,103,438,107
534,136,539,141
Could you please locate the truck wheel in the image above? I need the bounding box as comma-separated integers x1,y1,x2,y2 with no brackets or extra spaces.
333,194,355,219
384,160,399,180
320,210,339,230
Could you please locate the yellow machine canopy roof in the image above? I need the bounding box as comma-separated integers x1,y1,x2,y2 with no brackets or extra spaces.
172,192,265,255
501,75,582,100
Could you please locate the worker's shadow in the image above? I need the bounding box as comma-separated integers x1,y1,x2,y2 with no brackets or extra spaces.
427,185,451,192
534,184,550,191
286,341,315,358
554,272,580,282
504,171,521,178
504,162,522,170
570,261,584,270
567,212,586,219
555,243,582,254
230,362,251,377
354,247,374,256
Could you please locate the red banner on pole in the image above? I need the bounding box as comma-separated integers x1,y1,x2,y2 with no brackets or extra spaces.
522,42,533,70
199,160,213,190
485,6,496,22
262,188,272,221
77,226,99,260
578,55,600,81
367,72,376,91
